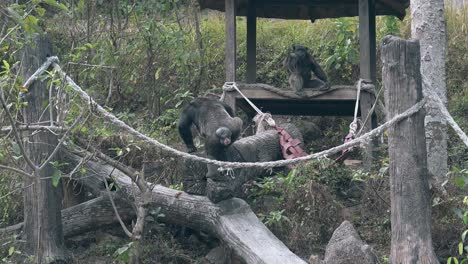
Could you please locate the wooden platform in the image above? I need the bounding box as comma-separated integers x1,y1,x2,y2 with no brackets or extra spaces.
224,83,375,117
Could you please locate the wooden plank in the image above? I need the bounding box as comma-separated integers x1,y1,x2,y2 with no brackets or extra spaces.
246,0,256,83
233,84,365,101
225,0,237,81
237,99,357,116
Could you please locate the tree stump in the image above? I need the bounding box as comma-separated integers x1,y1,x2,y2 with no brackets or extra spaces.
381,35,439,263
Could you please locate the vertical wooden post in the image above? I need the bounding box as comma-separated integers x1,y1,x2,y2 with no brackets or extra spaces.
359,0,376,83
382,35,439,263
225,0,236,82
21,34,66,262
246,0,256,83
358,0,377,166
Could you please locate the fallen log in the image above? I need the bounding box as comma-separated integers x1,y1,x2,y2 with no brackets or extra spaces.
62,151,306,264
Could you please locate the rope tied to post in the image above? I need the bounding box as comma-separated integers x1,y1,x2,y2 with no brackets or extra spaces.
335,79,367,162
14,57,449,172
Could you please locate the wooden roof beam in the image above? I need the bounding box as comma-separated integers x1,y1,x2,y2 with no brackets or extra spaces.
378,0,407,19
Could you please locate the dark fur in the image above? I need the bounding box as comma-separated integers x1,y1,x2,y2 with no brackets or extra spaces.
283,44,328,93
178,97,243,160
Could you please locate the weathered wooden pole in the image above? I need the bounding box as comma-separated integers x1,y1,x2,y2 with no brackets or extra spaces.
223,0,238,111
225,0,236,82
358,0,377,167
246,0,256,83
21,34,66,262
381,35,439,264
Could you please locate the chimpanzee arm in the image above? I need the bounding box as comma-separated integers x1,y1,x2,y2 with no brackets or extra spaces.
220,101,236,117
309,55,328,82
178,109,197,153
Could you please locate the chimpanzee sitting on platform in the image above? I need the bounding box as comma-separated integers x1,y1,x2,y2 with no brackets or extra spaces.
283,44,329,93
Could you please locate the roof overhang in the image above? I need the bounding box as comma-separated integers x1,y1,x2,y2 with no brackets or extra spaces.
198,0,409,20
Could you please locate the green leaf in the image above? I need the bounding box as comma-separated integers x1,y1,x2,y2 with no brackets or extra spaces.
36,7,46,16
12,142,21,156
2,60,10,72
452,177,466,188
24,15,41,34
52,167,61,187
459,242,464,255
8,246,14,256
462,230,468,242
114,242,133,262
43,0,69,11
155,68,161,80
448,257,459,264
16,84,28,92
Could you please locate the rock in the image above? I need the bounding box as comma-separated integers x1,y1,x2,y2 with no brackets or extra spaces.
300,121,322,143
205,246,243,264
308,254,322,264
323,221,379,264
205,246,225,264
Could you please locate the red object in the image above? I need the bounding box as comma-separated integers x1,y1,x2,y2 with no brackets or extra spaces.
335,132,354,162
276,126,308,160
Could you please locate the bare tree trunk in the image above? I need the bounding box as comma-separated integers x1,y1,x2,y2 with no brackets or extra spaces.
382,35,439,264
411,0,448,188
21,34,66,262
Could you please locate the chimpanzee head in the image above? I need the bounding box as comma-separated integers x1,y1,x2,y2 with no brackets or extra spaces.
292,44,308,54
215,127,233,146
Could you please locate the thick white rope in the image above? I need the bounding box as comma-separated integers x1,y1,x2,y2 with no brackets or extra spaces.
357,84,385,136
223,82,276,127
348,79,363,137
22,56,59,88
19,57,439,170
421,74,468,146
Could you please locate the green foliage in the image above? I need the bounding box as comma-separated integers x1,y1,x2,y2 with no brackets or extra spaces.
447,166,468,263
298,159,353,194
323,18,359,81
113,242,134,263
0,173,23,227
446,3,468,168
262,209,291,228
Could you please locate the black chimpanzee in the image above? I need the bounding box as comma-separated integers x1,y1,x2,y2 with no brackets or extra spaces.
178,97,243,160
283,44,328,93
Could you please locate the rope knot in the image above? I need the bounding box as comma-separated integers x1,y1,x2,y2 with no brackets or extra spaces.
222,82,236,92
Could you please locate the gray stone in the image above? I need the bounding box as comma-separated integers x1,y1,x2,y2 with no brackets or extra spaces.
323,221,379,264
300,121,322,143
308,254,322,264
205,246,225,264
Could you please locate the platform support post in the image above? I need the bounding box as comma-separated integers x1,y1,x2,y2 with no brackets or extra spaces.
246,0,256,83
359,0,377,167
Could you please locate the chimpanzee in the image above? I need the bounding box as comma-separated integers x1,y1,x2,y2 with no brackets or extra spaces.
178,97,243,160
283,44,328,93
